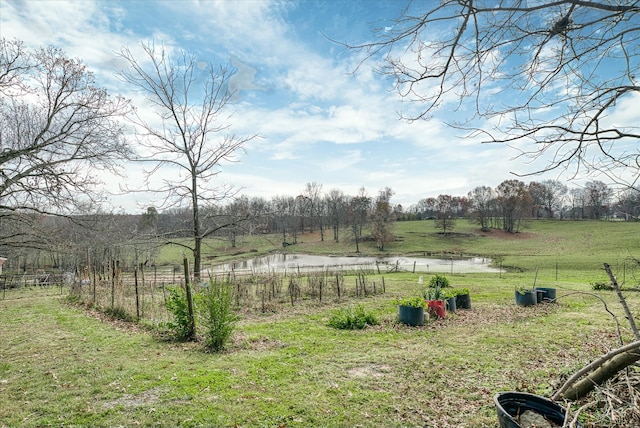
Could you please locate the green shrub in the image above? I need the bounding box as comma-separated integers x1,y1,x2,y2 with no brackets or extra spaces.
428,274,450,288
199,280,238,352
328,305,379,330
443,288,469,298
591,281,612,290
164,285,194,341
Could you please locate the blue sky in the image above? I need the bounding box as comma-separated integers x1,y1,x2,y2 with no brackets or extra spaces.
2,0,637,213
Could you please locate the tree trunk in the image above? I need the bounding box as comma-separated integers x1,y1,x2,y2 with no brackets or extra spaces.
182,257,196,341
192,172,202,281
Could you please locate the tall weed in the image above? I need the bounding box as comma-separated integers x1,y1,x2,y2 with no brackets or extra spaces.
199,280,238,352
328,304,379,330
164,285,193,341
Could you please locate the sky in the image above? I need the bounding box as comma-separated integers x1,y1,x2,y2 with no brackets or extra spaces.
1,0,638,213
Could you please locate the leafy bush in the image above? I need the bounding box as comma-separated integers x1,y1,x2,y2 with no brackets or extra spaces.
395,296,426,308
199,280,238,352
328,305,379,330
443,287,469,298
591,281,612,290
428,274,450,288
164,285,194,341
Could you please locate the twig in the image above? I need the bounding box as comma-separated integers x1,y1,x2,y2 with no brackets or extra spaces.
557,290,623,342
604,263,640,340
566,400,595,428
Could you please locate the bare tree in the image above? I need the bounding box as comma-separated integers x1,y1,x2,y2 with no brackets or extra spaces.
352,1,640,188
302,182,324,240
0,38,131,249
468,185,495,231
615,188,640,220
584,180,613,219
326,189,347,242
348,187,371,253
529,180,568,219
118,42,255,280
415,197,437,219
371,187,395,250
434,194,457,235
272,195,297,245
496,179,532,233
0,39,130,214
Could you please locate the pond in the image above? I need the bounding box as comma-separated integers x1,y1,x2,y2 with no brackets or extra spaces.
212,253,501,274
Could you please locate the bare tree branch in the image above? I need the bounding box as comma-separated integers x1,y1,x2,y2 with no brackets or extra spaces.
345,1,640,189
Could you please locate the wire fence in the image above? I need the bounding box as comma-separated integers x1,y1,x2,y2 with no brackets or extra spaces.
2,257,636,324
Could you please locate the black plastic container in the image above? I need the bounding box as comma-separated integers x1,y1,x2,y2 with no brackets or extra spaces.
515,290,537,307
456,293,471,309
398,305,424,326
536,287,557,302
494,391,582,428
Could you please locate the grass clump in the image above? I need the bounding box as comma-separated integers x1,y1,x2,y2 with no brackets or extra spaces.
327,304,379,330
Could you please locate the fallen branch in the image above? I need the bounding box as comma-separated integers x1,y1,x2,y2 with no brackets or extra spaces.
553,339,640,400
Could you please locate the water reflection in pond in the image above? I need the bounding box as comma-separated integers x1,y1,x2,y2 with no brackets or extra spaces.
212,253,501,274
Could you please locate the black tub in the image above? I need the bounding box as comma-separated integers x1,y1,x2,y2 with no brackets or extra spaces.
536,287,557,302
494,391,582,428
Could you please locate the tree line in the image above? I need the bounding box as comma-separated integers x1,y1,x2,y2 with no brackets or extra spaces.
2,0,639,280
3,177,638,275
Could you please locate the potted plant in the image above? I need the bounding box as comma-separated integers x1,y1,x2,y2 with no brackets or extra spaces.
441,288,457,312
515,287,537,306
453,288,471,310
396,296,426,326
428,273,450,289
422,286,446,319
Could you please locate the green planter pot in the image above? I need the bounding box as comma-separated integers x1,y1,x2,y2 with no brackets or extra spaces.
515,290,537,307
398,305,424,326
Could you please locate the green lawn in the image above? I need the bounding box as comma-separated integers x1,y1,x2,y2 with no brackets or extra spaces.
1,219,639,427
158,219,639,285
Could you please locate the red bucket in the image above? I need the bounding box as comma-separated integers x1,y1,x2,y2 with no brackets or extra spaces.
427,300,446,319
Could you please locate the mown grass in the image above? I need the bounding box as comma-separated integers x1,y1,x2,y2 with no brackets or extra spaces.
1,220,639,427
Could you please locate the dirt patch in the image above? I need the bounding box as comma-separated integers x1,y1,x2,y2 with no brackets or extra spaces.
347,364,392,378
102,388,162,409
232,332,287,351
373,301,561,333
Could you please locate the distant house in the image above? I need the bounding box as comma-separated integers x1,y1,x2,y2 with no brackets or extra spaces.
0,257,6,275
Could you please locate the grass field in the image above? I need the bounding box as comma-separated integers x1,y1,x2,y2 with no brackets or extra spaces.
1,219,639,427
